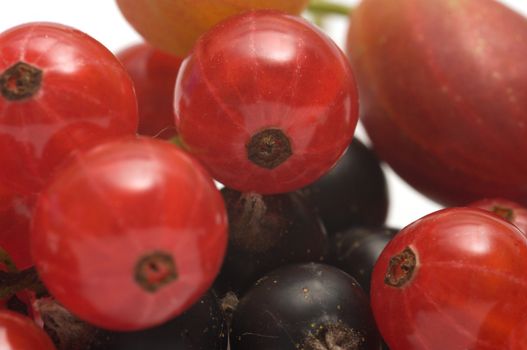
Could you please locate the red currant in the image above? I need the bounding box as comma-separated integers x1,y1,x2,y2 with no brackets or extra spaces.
0,310,56,350
31,137,228,331
117,43,182,139
510,319,527,350
0,22,137,195
469,198,527,237
0,193,35,270
371,207,527,350
175,10,358,194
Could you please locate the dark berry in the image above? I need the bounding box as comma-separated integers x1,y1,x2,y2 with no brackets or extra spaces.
231,263,381,350
214,189,329,296
330,227,398,294
300,138,388,236
34,298,113,350
109,290,228,349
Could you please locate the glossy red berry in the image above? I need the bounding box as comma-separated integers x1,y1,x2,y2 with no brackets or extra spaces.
469,198,527,237
117,43,182,139
371,208,527,350
0,22,137,195
175,11,358,194
0,310,56,350
31,137,228,331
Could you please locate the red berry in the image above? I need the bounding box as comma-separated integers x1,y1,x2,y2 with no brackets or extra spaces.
371,208,527,350
31,137,228,331
175,10,358,194
117,43,182,139
0,22,137,195
0,194,35,270
0,310,56,350
509,320,527,350
469,198,527,237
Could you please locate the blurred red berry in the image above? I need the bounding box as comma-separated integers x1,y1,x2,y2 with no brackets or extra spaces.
117,43,182,139
0,22,137,195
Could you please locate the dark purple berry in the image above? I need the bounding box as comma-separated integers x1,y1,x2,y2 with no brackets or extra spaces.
331,226,398,294
214,189,329,296
109,290,228,349
231,263,381,350
300,138,388,235
35,297,113,350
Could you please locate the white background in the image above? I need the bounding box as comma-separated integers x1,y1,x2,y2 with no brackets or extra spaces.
0,0,524,229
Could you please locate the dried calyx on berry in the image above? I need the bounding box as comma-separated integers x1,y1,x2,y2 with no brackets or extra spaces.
214,189,329,297
0,62,42,101
34,298,113,350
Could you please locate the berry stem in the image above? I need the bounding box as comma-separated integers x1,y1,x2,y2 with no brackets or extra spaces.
492,206,514,221
0,267,44,299
307,0,353,17
170,135,189,151
0,247,19,273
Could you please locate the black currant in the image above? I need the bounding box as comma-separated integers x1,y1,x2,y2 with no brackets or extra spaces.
231,263,381,350
109,290,228,349
34,297,113,350
300,138,388,235
330,226,398,294
214,189,329,296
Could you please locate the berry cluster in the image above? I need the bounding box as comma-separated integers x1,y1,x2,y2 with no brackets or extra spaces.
0,1,526,350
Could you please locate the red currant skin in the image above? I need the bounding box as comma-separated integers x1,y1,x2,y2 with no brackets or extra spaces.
0,310,56,350
371,208,527,350
0,193,35,270
175,11,358,194
117,43,182,139
469,198,527,237
0,23,137,195
31,138,228,331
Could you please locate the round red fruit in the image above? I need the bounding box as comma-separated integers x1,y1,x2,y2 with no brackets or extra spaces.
0,193,35,270
117,43,182,139
371,207,527,350
175,10,358,194
31,137,228,331
0,22,137,195
469,198,527,237
0,310,56,350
